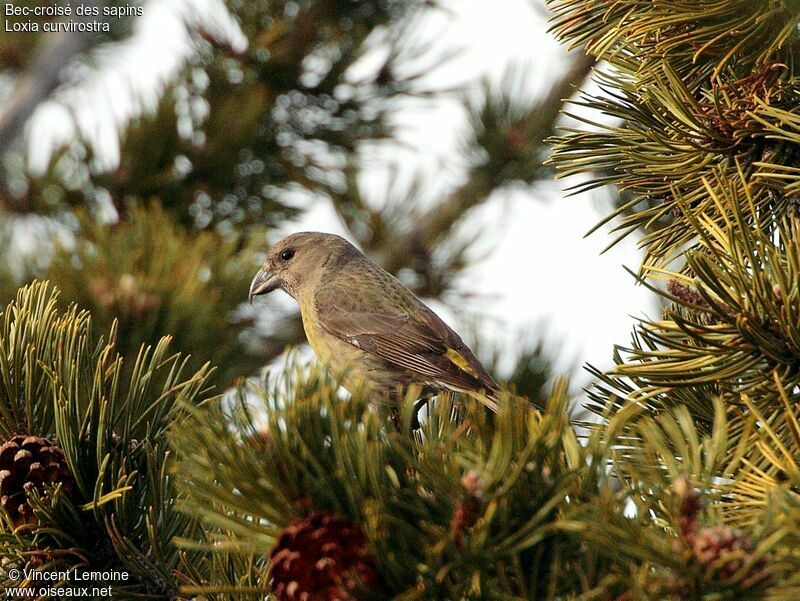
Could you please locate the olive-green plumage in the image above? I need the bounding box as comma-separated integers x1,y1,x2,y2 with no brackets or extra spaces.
249,232,500,411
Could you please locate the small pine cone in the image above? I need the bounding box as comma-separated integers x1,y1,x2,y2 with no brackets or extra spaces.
0,434,75,526
692,526,760,580
460,471,481,497
667,280,706,307
450,471,483,545
269,512,381,601
450,499,481,545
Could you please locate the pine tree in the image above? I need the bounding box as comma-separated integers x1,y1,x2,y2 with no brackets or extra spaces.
0,1,586,598
9,1,800,600
544,0,800,597
0,281,214,598
0,0,587,389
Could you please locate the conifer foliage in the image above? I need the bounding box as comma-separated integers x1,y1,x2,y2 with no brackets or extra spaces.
3,0,800,600
0,282,213,598
546,0,800,598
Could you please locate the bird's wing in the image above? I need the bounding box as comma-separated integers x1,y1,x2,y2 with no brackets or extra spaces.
314,285,498,402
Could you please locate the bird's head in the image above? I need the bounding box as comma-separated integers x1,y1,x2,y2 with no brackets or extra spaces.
249,232,357,302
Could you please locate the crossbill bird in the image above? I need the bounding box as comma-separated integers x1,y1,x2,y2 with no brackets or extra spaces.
249,232,500,413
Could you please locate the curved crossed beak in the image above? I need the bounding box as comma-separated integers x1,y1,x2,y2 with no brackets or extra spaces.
249,267,280,303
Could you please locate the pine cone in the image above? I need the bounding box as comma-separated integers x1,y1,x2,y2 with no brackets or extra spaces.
450,471,483,545
667,280,706,308
0,435,74,526
269,512,381,601
691,526,761,580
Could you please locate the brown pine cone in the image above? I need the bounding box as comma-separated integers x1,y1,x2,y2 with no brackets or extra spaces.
0,434,74,526
692,526,761,580
450,471,483,545
269,512,381,601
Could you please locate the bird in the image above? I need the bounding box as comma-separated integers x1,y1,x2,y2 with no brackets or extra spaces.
249,232,501,420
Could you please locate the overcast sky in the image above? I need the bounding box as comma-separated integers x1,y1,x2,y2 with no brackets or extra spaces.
23,0,657,390
286,0,656,382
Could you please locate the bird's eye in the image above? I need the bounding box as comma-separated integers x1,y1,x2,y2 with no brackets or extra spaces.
280,249,295,261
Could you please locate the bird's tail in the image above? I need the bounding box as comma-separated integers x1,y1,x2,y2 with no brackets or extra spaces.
465,387,501,413
466,386,541,414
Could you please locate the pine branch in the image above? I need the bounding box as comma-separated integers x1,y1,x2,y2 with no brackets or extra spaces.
547,0,800,268
170,364,614,599
0,281,216,596
39,204,290,387
333,51,595,296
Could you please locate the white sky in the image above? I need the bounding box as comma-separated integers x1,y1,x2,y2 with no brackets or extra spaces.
285,1,656,383
21,0,657,390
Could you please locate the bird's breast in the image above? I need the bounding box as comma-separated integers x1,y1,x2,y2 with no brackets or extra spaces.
299,295,398,397
300,296,356,375
299,297,327,357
